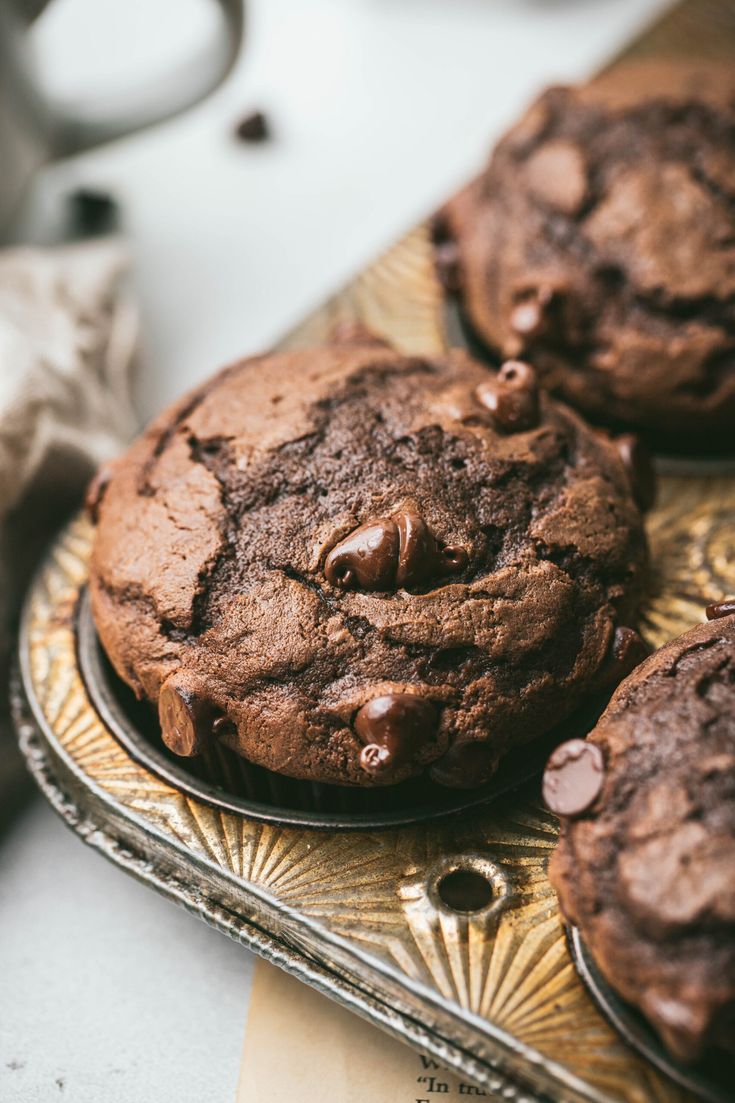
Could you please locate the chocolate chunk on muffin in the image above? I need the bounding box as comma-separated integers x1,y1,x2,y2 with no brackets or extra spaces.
89,338,647,788
439,61,735,453
546,608,735,1062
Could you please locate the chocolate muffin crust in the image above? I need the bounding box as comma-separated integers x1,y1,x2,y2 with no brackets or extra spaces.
439,61,735,452
90,339,647,788
547,612,735,1062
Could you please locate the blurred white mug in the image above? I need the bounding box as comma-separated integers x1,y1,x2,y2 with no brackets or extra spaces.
0,0,244,238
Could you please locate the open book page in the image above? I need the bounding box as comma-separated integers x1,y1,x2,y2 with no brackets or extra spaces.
238,960,492,1102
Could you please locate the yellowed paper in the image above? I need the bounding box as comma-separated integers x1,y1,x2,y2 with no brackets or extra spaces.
237,960,492,1102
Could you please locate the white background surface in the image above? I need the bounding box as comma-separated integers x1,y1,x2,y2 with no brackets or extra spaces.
1,0,668,1099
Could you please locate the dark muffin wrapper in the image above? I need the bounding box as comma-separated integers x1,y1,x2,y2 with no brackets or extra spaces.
78,588,599,831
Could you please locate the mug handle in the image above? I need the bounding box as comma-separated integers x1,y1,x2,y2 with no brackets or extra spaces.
47,0,244,158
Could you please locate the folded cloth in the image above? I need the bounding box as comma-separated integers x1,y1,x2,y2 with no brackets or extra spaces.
0,239,138,819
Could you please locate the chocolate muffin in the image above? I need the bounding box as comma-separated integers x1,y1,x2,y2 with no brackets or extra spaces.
546,604,735,1062
438,61,735,453
89,337,647,788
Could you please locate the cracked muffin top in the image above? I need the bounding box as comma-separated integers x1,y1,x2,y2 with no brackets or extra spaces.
437,61,735,453
545,604,735,1063
88,336,647,788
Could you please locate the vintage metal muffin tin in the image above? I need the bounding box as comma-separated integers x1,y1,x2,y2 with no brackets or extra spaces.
13,2,735,1100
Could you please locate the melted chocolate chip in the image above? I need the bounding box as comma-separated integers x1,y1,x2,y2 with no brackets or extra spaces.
354,694,438,774
429,740,498,789
615,433,656,512
475,360,540,433
395,511,438,587
325,512,466,592
158,676,213,757
325,520,399,590
442,545,468,572
85,464,114,523
395,511,467,586
705,599,735,625
542,738,605,817
435,240,462,293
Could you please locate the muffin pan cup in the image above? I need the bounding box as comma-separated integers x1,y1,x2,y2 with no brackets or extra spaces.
13,1,735,1097
75,587,599,831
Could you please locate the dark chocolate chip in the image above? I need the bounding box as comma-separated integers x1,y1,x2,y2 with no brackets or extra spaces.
597,626,649,689
615,433,656,512
475,360,540,433
510,298,543,339
85,464,114,523
325,512,466,592
355,694,438,773
325,520,399,590
158,677,213,757
706,599,735,621
429,210,452,245
441,544,468,573
212,715,237,741
435,241,462,293
613,625,648,670
359,743,392,775
395,511,440,588
525,140,587,215
429,740,499,788
395,511,467,587
498,360,537,389
234,110,270,142
510,287,555,343
542,738,605,817
68,188,119,237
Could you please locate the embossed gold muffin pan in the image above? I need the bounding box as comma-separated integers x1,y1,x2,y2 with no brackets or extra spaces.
12,3,735,1100
14,476,732,1103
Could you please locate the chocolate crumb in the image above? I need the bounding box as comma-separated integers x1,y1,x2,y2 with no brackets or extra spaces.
234,110,270,143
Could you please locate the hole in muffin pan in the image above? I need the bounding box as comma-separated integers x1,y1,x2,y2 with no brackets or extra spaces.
437,869,491,912
568,926,735,1103
442,295,735,475
77,588,604,832
431,857,509,916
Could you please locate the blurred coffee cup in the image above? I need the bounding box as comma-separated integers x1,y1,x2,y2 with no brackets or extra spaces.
0,0,244,239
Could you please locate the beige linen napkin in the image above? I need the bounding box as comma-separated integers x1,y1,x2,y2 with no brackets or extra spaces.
0,239,138,819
